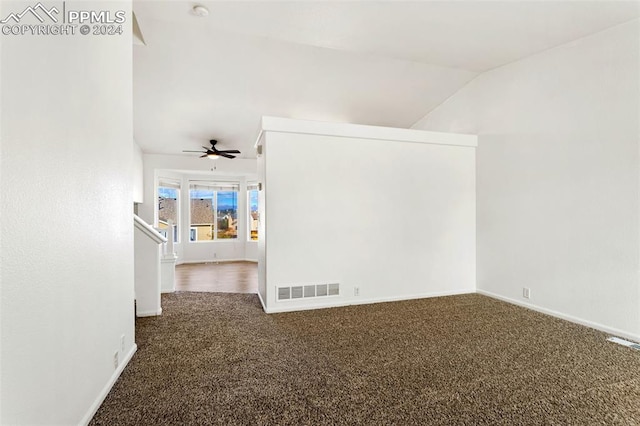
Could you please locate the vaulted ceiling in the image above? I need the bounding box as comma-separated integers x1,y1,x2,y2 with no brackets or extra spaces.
133,1,639,158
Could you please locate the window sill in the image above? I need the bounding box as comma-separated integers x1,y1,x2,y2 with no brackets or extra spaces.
189,239,241,244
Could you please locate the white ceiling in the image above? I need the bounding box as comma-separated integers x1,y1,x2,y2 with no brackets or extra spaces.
133,1,639,157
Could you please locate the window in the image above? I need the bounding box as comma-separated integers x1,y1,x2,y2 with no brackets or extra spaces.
189,181,239,241
248,183,259,241
158,179,180,243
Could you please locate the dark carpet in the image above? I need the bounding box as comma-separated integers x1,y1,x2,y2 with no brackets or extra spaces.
90,293,640,425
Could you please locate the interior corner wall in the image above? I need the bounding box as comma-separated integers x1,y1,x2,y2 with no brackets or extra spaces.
413,19,640,339
0,2,135,424
261,131,475,313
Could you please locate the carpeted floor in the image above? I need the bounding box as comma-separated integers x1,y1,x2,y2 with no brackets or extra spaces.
90,293,640,425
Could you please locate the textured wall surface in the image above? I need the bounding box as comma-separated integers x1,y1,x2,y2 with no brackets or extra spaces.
1,1,135,423
414,20,640,339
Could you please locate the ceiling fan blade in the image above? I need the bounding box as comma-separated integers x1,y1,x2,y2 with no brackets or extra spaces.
183,150,204,153
218,152,236,159
202,146,212,150
200,154,208,158
217,149,241,154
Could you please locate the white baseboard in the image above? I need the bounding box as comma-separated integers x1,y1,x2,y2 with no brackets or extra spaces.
263,288,475,314
136,308,162,317
160,289,175,294
477,289,640,343
80,344,137,426
177,259,257,265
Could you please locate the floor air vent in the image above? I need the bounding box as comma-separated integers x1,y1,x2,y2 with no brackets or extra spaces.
277,283,339,301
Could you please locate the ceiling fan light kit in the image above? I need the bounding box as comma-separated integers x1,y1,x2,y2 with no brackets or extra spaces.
182,139,241,160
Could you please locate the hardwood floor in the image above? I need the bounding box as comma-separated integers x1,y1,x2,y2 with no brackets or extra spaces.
175,261,258,294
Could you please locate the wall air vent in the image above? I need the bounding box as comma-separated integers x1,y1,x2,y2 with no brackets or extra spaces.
277,283,340,301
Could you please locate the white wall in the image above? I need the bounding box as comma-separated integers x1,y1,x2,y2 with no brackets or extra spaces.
0,1,136,424
133,140,144,203
259,118,476,312
138,154,258,263
414,20,640,340
257,133,267,305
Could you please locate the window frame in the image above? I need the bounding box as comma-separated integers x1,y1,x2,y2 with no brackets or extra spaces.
157,178,181,243
247,183,259,242
188,181,240,242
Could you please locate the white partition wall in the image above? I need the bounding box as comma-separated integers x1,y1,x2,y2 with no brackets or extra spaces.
257,117,477,313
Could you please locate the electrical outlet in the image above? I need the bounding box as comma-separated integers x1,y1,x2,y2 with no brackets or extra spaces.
113,351,119,370
213,253,217,259
354,287,360,296
523,287,531,299
120,334,125,353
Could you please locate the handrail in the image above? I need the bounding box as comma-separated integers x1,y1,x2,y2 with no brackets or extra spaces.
134,214,167,244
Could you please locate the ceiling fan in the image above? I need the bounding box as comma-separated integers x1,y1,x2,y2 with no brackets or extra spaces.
183,140,241,159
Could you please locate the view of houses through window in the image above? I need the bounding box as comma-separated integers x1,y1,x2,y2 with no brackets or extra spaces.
157,179,258,242
248,183,259,241
158,180,180,243
189,182,239,241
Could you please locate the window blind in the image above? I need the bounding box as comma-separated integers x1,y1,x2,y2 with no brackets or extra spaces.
189,181,240,191
158,178,181,189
